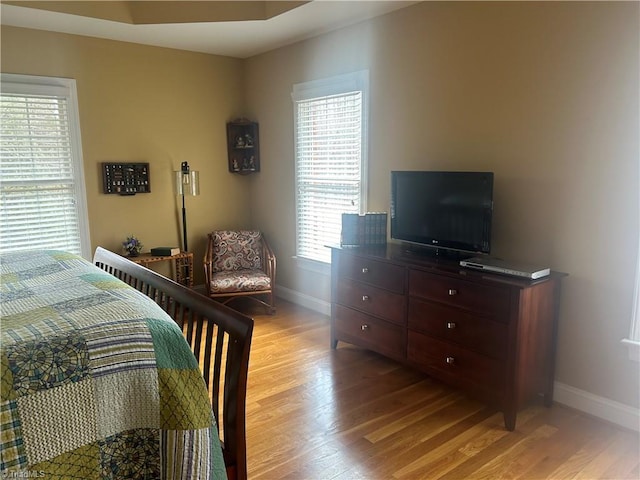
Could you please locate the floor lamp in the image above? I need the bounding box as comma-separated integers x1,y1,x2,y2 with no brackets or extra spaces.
175,161,199,252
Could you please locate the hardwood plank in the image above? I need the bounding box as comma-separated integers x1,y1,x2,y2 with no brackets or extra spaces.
460,423,558,479
573,430,640,479
391,411,510,479
228,299,639,480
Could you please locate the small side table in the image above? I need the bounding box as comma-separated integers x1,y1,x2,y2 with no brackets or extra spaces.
129,252,194,287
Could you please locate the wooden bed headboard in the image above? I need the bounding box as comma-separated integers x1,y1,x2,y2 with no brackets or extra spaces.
93,247,253,480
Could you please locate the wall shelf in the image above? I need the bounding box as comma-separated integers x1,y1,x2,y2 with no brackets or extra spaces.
226,119,260,174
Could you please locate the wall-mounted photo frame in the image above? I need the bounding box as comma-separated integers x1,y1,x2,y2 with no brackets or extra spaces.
102,162,150,195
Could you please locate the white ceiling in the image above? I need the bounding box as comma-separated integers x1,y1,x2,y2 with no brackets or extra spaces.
0,1,418,59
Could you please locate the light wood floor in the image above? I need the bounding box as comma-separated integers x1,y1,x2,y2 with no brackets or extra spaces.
233,299,639,480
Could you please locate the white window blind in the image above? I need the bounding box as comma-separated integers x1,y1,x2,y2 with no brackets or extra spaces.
1,74,91,258
293,71,368,264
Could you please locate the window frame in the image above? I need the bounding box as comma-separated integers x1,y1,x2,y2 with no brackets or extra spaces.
1,73,91,259
291,70,369,267
622,228,640,362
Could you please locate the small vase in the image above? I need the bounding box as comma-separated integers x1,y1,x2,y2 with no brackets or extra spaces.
127,250,139,257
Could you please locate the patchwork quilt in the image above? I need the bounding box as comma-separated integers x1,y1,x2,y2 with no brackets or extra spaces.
0,250,226,479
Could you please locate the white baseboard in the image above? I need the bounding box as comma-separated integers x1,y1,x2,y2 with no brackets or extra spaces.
275,284,331,316
276,286,640,431
553,381,639,431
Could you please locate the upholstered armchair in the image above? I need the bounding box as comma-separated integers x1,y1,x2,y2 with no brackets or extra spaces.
204,230,276,313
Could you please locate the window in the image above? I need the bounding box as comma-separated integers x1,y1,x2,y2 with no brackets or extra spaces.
622,206,640,361
0,74,91,258
292,71,368,264
625,283,640,361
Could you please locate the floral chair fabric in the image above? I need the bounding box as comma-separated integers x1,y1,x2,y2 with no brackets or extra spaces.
211,230,263,272
204,230,276,313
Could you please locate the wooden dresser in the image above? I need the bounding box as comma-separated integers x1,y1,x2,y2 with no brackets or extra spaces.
330,244,565,430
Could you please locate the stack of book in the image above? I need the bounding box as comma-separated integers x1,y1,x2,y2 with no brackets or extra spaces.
150,247,180,256
341,212,387,247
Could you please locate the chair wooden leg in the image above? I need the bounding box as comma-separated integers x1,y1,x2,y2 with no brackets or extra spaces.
268,292,275,315
215,293,275,315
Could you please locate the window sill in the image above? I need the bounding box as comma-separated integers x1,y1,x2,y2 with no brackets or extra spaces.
621,338,640,362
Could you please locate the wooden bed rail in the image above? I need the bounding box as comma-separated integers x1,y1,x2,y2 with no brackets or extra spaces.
93,247,253,480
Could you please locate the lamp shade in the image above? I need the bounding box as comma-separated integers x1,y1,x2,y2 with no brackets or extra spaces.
175,162,199,196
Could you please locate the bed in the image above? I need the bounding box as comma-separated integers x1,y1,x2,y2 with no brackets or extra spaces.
0,247,253,480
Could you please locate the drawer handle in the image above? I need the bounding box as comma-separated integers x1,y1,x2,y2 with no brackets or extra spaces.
445,356,455,365
361,267,369,274
448,289,458,296
447,322,456,329
362,295,370,302
361,324,369,331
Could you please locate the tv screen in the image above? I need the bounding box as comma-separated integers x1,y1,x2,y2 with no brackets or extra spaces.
390,171,494,255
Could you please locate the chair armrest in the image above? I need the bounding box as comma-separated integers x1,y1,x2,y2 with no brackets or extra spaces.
261,235,276,282
204,233,215,295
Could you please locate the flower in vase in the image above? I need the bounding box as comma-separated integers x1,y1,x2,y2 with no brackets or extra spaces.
123,235,143,256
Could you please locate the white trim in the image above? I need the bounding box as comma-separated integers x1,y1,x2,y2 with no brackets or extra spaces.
276,284,331,316
195,282,332,316
67,78,92,260
621,338,640,362
292,70,370,263
291,70,369,104
629,129,640,357
0,73,92,260
554,381,640,431
1,72,71,95
632,265,640,341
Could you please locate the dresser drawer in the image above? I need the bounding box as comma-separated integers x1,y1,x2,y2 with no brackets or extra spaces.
409,269,510,319
337,253,405,293
408,298,507,360
334,304,405,359
336,279,406,325
407,331,505,392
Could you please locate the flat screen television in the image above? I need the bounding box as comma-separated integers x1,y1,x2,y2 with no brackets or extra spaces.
390,171,494,256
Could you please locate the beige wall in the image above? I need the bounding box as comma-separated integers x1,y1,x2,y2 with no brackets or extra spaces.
244,2,640,408
1,26,251,284
1,1,638,411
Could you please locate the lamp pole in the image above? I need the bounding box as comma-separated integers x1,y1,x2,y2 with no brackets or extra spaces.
181,161,189,252
181,194,188,252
